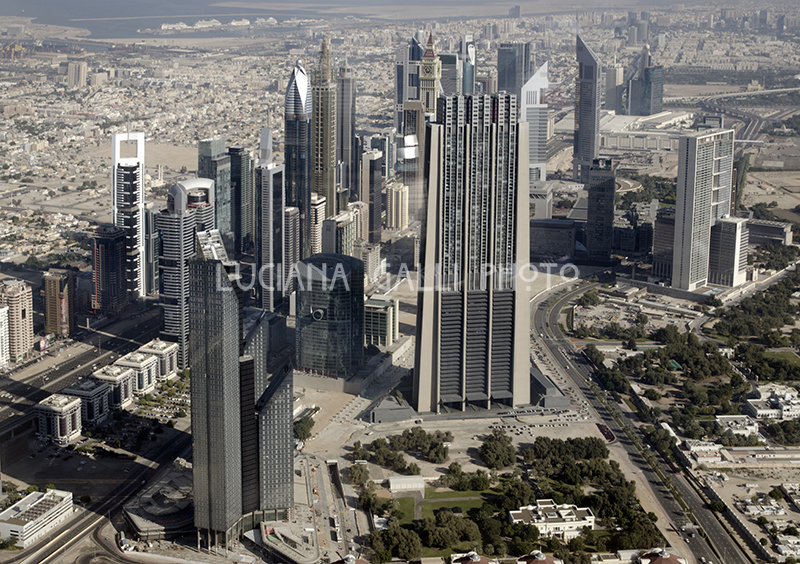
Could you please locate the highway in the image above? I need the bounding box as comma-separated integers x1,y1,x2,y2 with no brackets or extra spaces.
532,285,750,564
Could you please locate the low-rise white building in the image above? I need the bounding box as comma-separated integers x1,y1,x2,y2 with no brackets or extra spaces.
507,500,595,540
744,384,800,420
114,352,157,395
137,339,179,381
0,489,73,547
35,394,82,444
61,379,111,425
716,415,759,437
92,365,135,409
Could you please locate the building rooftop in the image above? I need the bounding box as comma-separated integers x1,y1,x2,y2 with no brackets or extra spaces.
0,489,71,526
38,394,81,409
62,378,108,394
139,338,178,353
93,364,134,380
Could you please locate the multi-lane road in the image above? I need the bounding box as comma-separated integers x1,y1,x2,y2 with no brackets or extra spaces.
532,285,750,564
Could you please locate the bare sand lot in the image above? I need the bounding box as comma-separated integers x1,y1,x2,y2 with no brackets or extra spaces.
83,141,199,173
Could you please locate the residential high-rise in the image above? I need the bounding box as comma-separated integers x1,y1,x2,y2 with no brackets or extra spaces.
398,101,426,221
672,129,735,291
92,225,127,316
255,131,286,313
111,132,145,301
156,181,198,369
708,216,749,287
414,93,531,413
387,183,409,230
283,207,300,295
321,212,356,256
394,34,424,132
460,35,476,94
573,35,602,183
295,254,365,376
285,60,313,259
347,201,369,242
309,193,327,255
197,138,232,248
530,184,553,220
497,41,532,103
0,280,33,363
44,269,75,338
143,203,160,296
419,33,442,115
585,158,617,262
520,62,548,183
361,149,384,244
0,306,8,370
227,146,254,254
190,229,243,547
337,64,358,197
312,38,338,218
67,62,87,89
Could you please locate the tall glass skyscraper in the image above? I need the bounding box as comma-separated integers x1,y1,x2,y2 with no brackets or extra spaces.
336,64,358,197
111,132,145,302
394,34,424,133
295,254,364,376
197,138,232,249
497,41,532,103
460,34,476,94
190,229,243,546
573,35,602,183
312,38,338,219
255,129,286,312
285,60,313,259
585,158,617,262
414,93,531,413
227,145,254,254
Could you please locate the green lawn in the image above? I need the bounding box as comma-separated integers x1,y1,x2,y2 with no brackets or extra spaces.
765,350,800,366
395,497,415,526
420,499,485,520
424,487,493,500
421,541,474,558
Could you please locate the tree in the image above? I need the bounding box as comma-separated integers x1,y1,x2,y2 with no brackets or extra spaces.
80,495,92,504
627,338,638,351
635,312,650,325
769,487,785,500
478,429,516,470
568,538,585,552
448,461,462,475
294,415,315,441
349,464,370,485
407,463,421,475
579,290,601,307
709,500,726,513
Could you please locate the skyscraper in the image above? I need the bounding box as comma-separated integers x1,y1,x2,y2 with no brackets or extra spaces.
309,193,327,256
186,181,215,233
336,64,358,197
143,203,160,296
520,62,548,183
414,93,531,413
439,53,463,95
0,306,8,370
653,207,676,283
190,229,242,547
227,146,254,254
312,38,338,218
0,280,33,363
197,138,232,247
460,35,476,94
284,207,300,295
672,129,735,291
398,100,426,221
255,130,286,313
44,269,75,338
92,225,127,316
111,132,145,301
361,149,384,244
573,35,602,183
419,34,442,115
256,362,294,512
708,216,749,287
285,60,313,259
295,254,364,376
67,62,87,89
605,63,625,114
394,34,424,133
628,65,664,116
321,212,356,256
387,183,409,231
585,158,617,262
497,41,532,103
156,181,198,369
